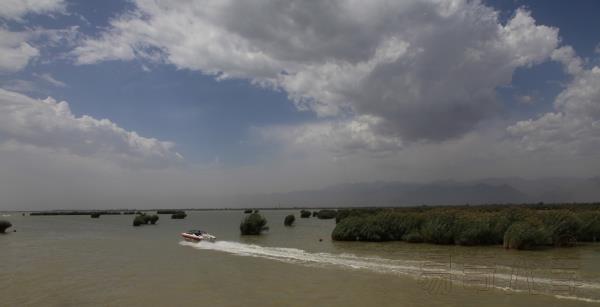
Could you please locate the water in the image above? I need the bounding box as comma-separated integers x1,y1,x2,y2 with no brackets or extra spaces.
1,210,600,306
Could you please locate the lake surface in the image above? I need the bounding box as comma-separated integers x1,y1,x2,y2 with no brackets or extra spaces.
1,210,600,306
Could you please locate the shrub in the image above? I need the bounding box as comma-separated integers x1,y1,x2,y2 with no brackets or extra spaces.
90,213,101,218
0,220,12,233
420,213,455,244
157,210,182,214
244,209,253,214
541,210,581,246
578,211,600,242
171,212,187,219
133,215,145,227
254,209,260,213
503,222,547,250
452,214,496,246
284,214,295,226
313,211,318,217
332,216,385,241
150,215,159,225
240,213,268,235
300,210,311,218
317,210,337,220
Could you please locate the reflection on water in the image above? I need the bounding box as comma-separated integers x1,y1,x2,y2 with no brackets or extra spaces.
2,210,600,306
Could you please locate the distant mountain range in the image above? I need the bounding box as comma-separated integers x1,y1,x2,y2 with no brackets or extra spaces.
235,177,600,207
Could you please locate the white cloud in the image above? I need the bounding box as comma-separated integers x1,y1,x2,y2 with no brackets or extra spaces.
0,26,81,73
508,50,600,155
0,29,39,73
0,88,183,168
34,72,67,87
0,0,65,20
258,116,403,157
72,1,560,147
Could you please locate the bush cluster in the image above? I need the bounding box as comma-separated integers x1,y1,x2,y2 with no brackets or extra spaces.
284,214,295,226
300,210,311,218
171,211,187,219
240,213,268,235
0,220,12,233
133,214,160,226
244,209,253,214
316,209,337,220
332,205,600,250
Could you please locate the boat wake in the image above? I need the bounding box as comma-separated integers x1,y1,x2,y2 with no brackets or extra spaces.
180,240,600,303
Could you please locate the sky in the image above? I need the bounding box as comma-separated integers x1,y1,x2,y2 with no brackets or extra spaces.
1,0,599,210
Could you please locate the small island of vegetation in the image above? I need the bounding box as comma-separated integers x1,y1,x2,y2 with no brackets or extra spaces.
284,214,295,226
240,213,268,235
133,214,160,226
300,210,311,218
171,211,187,219
332,203,600,250
0,220,12,233
316,209,337,219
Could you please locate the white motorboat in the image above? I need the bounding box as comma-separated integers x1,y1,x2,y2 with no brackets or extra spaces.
181,230,216,242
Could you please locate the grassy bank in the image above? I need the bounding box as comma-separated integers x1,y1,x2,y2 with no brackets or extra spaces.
332,203,600,250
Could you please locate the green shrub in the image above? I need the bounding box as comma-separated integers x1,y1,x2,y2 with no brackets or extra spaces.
300,210,311,218
420,213,455,244
317,209,337,220
150,215,159,225
541,210,581,246
240,213,268,235
312,211,318,217
133,216,145,227
578,211,600,242
284,214,295,226
503,222,547,250
452,214,496,246
244,209,253,214
0,220,12,233
90,213,101,218
171,212,187,219
157,210,182,214
331,216,387,241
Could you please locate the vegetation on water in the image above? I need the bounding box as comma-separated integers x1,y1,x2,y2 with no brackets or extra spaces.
284,214,295,226
244,209,253,214
133,214,160,226
157,210,184,214
31,210,125,216
332,203,600,250
90,213,101,218
0,220,12,233
313,211,318,217
240,213,268,235
171,211,187,219
300,210,311,218
316,209,337,220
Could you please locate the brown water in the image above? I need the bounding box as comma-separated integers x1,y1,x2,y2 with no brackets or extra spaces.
1,210,600,306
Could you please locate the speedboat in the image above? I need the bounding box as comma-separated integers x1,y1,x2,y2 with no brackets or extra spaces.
181,230,216,242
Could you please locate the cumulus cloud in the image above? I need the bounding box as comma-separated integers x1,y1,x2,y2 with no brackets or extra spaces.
508,49,600,155
0,88,183,168
258,116,403,156
0,0,65,20
0,29,40,73
72,0,560,146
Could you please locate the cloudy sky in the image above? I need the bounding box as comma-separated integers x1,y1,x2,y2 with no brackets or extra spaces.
1,0,599,210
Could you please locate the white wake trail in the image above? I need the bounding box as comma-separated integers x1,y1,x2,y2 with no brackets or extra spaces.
180,240,600,304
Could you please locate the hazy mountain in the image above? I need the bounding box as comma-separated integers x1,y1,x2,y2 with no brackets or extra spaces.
237,177,600,207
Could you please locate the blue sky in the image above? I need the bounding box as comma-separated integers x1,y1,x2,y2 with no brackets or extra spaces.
1,0,600,209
